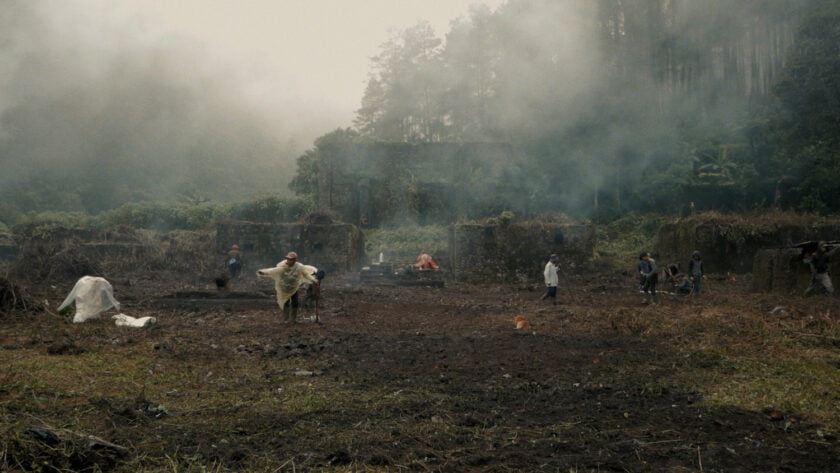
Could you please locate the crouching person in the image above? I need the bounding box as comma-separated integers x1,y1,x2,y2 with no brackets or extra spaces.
257,252,318,324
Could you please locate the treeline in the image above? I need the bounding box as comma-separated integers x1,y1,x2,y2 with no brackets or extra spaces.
0,195,314,234
291,0,840,224
4,0,837,227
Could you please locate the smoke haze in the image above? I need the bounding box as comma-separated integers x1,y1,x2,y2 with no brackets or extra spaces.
0,0,506,212
0,0,808,219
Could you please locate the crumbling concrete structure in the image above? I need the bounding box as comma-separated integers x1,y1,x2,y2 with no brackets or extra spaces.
752,243,840,293
215,221,365,274
656,214,840,273
450,220,595,282
8,226,216,282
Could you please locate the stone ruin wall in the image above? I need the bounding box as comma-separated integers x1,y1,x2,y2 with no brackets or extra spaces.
752,246,840,293
3,223,367,283
5,226,219,282
450,222,595,282
656,217,840,274
215,221,366,274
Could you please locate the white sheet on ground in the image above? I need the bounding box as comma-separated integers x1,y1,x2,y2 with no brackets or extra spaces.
57,276,121,323
112,313,157,327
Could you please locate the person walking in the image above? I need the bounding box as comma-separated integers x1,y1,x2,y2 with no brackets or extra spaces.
638,252,659,305
541,254,560,305
805,242,833,296
257,251,318,324
688,250,704,295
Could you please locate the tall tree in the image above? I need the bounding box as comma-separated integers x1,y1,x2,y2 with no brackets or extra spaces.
354,22,444,142
771,0,840,212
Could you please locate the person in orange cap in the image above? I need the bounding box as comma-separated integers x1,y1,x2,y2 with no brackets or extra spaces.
226,244,243,278
257,251,318,324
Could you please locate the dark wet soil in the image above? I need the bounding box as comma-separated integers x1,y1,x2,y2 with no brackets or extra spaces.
2,271,839,472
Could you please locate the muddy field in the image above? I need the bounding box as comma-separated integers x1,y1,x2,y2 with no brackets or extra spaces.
1,269,839,472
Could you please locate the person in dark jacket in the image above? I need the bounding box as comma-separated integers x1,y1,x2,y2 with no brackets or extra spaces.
688,250,704,295
805,242,833,296
637,252,658,304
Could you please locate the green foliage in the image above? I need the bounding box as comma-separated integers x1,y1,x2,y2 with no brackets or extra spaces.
6,0,839,222
484,211,516,226
14,211,94,229
289,129,367,214
596,213,664,263
364,225,449,265
286,0,826,224
96,202,227,231
766,0,840,212
354,22,445,141
7,195,315,233
229,194,315,223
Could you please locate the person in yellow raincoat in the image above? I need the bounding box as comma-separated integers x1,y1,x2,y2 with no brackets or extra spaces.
257,251,318,324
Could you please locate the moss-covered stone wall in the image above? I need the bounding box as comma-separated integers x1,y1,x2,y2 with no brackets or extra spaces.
215,221,365,273
450,221,595,282
752,246,840,293
8,226,217,282
656,214,840,274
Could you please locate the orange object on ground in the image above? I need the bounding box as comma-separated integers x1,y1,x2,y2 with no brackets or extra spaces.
514,315,531,330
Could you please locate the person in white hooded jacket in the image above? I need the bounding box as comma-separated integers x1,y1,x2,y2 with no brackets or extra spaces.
541,254,560,304
257,251,318,324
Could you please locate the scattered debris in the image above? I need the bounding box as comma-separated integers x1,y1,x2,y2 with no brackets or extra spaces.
293,370,323,377
5,426,128,472
0,276,42,317
360,262,445,287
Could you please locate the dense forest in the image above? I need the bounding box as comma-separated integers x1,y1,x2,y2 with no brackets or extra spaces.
292,0,840,225
2,0,839,229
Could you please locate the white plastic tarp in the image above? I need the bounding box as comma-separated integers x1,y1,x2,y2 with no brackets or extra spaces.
58,276,121,323
112,313,156,327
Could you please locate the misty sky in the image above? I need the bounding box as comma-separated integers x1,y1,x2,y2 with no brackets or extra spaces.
88,0,507,134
